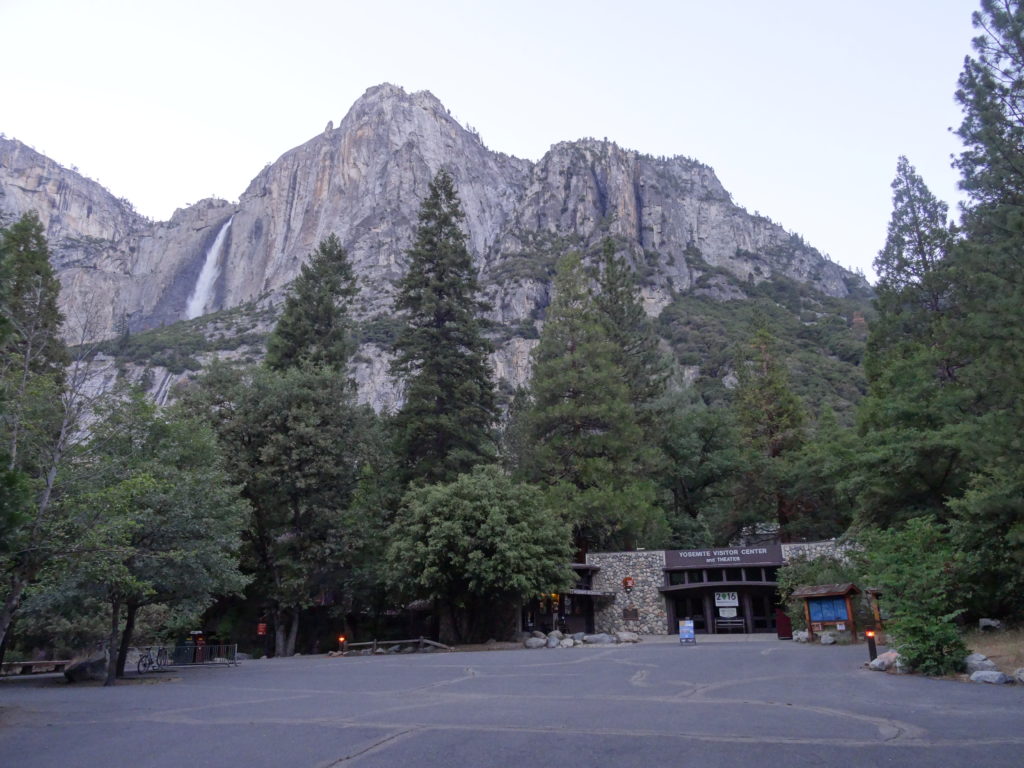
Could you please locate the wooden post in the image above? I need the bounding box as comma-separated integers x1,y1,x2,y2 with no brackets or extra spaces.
803,600,814,642
845,595,857,643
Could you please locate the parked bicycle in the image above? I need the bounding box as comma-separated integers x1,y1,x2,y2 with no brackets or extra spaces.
137,646,169,674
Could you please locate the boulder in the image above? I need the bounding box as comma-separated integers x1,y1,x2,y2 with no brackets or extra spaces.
965,653,998,674
615,631,640,643
978,618,1003,631
524,637,546,649
819,632,837,645
970,670,1012,684
572,632,585,643
545,636,559,648
64,650,108,683
582,633,614,645
531,630,546,639
559,638,575,648
868,650,901,672
1014,668,1024,684
792,630,809,643
547,630,564,641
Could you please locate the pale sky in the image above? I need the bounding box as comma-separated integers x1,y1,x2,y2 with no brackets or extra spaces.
2,0,979,281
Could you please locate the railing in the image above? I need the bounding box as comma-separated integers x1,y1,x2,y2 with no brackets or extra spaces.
341,636,452,655
132,644,239,670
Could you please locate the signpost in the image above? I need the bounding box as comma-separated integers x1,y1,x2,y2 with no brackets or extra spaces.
679,619,696,645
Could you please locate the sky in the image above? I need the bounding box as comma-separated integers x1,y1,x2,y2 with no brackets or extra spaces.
1,0,981,281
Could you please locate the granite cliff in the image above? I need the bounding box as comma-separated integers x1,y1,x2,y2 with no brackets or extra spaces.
0,84,869,411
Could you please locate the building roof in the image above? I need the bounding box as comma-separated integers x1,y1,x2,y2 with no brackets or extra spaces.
790,583,860,598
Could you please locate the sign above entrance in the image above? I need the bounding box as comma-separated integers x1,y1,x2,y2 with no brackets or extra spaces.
664,543,783,568
714,591,739,607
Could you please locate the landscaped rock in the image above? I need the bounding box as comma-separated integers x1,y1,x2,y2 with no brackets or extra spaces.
615,631,640,643
531,630,546,639
582,633,614,645
965,653,998,673
572,632,585,643
524,637,546,649
64,650,108,683
819,632,837,645
545,636,559,648
559,638,575,648
792,630,809,643
978,618,1003,631
970,670,1012,684
547,630,564,641
868,650,901,672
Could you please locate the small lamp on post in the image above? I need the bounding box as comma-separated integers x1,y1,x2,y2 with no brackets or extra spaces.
338,635,347,654
865,628,877,662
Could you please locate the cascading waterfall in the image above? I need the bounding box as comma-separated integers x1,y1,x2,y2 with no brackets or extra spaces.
185,216,233,319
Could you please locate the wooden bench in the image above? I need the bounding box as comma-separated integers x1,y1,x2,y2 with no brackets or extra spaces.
1,660,69,676
714,617,746,633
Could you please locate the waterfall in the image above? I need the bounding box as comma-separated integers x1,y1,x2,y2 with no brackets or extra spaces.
185,216,233,319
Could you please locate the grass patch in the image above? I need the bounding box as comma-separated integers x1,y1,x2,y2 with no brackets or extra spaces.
964,628,1024,674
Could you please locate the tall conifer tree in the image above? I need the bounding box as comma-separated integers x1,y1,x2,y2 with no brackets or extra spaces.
524,252,663,551
265,233,357,372
593,238,668,424
391,169,497,486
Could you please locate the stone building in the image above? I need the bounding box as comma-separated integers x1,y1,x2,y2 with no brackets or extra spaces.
541,541,841,636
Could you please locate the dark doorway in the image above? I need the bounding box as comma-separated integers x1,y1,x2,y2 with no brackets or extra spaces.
673,596,708,633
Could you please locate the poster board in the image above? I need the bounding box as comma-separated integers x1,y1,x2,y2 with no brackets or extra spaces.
679,619,696,645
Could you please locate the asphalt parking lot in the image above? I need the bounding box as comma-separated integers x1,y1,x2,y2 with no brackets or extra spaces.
1,637,1022,768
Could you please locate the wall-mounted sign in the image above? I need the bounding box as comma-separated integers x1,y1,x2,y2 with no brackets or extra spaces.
719,607,737,618
714,591,739,607
665,544,783,568
622,607,640,621
679,619,696,645
836,622,846,632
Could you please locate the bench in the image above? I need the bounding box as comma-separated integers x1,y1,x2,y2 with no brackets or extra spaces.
714,617,746,633
1,660,69,676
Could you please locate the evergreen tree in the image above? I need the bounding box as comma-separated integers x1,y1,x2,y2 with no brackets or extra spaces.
593,238,668,422
945,0,1024,619
850,160,969,528
185,363,377,656
729,328,808,542
391,169,497,486
265,233,357,372
524,252,664,550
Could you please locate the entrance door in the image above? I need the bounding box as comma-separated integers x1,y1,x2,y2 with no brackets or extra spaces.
674,596,707,633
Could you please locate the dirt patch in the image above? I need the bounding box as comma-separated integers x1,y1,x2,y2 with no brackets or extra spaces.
452,641,523,652
966,628,1024,674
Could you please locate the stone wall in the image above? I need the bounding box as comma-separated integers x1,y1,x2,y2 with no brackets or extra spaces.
782,540,846,562
588,551,667,635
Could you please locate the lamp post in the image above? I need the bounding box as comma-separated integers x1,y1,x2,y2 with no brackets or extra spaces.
865,629,878,662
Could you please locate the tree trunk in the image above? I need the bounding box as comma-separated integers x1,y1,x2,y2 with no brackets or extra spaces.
104,598,120,686
273,607,286,657
0,575,30,652
116,603,138,677
285,608,299,656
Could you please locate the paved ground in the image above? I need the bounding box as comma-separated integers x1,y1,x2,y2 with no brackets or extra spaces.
1,637,1022,767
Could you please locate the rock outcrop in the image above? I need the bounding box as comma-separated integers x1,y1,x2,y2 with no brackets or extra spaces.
1,84,869,406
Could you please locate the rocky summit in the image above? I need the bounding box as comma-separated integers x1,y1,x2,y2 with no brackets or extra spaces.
0,84,869,410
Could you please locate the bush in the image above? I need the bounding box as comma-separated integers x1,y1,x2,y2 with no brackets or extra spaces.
860,518,967,675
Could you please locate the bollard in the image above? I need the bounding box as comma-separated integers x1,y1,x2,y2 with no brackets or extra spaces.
865,629,878,662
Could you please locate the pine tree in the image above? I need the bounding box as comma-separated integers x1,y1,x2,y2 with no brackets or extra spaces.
524,252,664,550
0,211,68,412
391,169,497,486
265,233,357,372
944,0,1024,619
730,328,808,542
593,238,668,421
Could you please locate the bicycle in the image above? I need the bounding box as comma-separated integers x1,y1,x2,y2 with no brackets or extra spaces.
136,646,169,674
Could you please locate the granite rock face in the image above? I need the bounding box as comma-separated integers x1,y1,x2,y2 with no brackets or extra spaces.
1,84,868,407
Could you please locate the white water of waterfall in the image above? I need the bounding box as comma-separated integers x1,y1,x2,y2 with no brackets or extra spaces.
185,216,233,319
